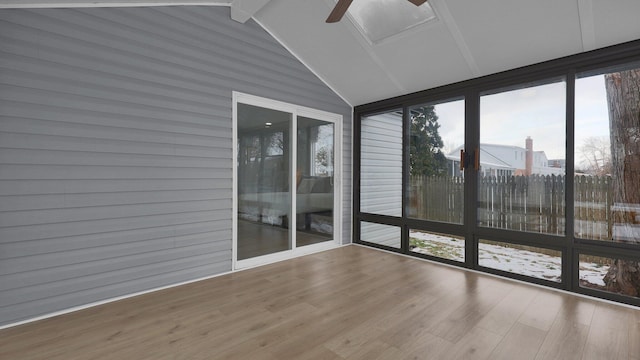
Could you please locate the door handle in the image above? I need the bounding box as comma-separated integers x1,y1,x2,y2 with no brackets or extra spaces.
460,148,480,171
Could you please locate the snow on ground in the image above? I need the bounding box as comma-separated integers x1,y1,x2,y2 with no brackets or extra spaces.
410,231,609,286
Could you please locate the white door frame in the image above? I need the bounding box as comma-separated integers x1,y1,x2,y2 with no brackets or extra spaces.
232,91,343,270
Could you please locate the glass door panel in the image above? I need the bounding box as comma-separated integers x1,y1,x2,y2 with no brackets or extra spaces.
408,99,465,224
237,103,292,260
479,80,567,236
296,116,335,246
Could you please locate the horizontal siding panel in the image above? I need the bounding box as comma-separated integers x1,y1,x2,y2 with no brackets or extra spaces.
0,149,229,168
0,14,339,110
0,221,228,258
15,9,319,95
0,35,233,101
1,249,227,306
361,186,405,195
0,64,226,116
0,101,231,137
0,189,230,211
0,210,230,243
0,132,230,158
360,174,399,181
0,116,230,147
0,165,229,180
361,156,403,164
360,139,403,151
0,179,229,196
361,132,402,144
1,236,230,286
0,251,231,324
0,85,227,127
0,200,228,227
78,8,321,89
360,179,403,186
156,7,315,75
0,54,227,108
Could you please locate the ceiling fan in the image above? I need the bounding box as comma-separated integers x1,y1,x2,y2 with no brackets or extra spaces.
326,0,429,23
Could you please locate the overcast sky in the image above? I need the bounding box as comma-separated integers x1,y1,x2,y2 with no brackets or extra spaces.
431,75,610,164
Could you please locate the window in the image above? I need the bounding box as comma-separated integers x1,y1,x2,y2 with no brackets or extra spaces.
361,222,401,249
578,253,640,300
409,98,465,224
479,240,561,282
410,229,464,262
479,80,566,236
575,64,640,244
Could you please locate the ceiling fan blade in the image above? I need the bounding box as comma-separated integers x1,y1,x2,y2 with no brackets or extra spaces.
326,0,354,23
408,0,428,5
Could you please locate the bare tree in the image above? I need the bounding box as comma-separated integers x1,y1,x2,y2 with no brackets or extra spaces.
602,69,640,296
578,136,612,175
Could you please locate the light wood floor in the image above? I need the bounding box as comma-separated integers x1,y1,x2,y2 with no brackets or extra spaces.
1,245,639,360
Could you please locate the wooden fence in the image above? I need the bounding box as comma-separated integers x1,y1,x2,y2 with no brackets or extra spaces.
410,174,613,240
409,175,464,223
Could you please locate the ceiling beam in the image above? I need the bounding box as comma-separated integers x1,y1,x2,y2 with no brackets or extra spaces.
0,1,231,8
430,0,481,77
230,0,270,23
577,0,596,51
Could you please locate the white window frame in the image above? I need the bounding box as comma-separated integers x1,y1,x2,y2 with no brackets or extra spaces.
232,92,343,270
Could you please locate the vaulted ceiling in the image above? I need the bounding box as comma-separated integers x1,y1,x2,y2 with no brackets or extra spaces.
3,0,640,106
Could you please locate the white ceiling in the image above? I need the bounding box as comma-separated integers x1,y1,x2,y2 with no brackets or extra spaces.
3,0,640,106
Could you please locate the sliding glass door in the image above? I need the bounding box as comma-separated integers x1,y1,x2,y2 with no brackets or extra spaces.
236,103,293,260
234,93,341,268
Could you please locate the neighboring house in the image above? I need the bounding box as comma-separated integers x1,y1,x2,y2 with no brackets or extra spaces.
446,137,565,177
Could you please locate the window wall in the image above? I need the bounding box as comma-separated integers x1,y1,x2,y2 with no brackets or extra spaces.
354,40,640,306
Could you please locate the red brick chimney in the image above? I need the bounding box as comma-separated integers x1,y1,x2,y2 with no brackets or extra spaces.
525,136,533,176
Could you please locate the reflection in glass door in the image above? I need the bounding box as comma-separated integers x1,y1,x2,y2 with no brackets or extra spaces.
296,117,335,247
237,103,292,260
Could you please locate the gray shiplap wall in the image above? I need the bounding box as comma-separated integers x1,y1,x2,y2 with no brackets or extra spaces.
0,6,351,327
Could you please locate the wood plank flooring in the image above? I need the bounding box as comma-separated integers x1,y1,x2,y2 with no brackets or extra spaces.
1,245,639,360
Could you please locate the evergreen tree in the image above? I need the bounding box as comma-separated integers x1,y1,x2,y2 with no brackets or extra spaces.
410,105,447,176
